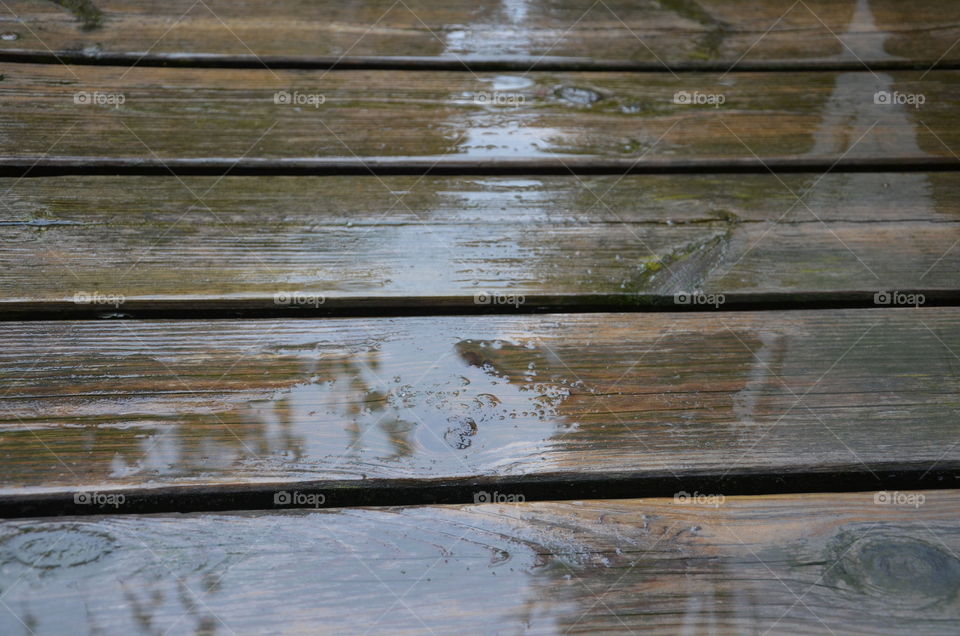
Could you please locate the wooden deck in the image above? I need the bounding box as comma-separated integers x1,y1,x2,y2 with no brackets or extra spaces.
1,1,959,634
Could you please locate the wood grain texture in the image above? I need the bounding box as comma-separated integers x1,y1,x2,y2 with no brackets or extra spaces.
0,64,958,167
0,173,958,314
1,308,958,495
0,0,957,69
2,491,960,634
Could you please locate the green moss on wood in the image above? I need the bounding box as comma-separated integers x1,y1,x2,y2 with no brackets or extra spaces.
48,0,103,31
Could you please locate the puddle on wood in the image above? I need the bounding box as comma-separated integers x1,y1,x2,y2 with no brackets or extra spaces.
0,322,590,484
5,311,958,487
0,503,723,634
236,333,576,477
5,500,956,633
444,0,539,57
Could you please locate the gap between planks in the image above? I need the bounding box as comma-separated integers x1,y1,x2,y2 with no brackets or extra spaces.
3,294,960,322
1,464,958,519
3,158,960,177
4,51,960,73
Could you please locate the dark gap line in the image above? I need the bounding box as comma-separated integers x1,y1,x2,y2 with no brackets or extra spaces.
2,157,960,177
1,51,959,72
2,463,957,519
1,292,957,321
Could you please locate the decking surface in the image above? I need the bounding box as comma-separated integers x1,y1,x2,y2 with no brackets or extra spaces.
1,1,959,634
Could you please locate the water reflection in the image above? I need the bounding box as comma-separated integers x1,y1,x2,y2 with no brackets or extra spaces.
444,0,536,57
800,0,937,284
1,324,582,487
446,74,577,159
7,499,948,633
808,0,922,159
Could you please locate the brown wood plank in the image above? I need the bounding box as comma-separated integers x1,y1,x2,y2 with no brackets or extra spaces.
2,491,960,634
1,308,958,497
1,173,958,316
0,65,958,168
0,0,957,69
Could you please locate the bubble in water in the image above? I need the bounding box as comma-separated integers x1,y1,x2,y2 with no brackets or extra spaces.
443,417,478,449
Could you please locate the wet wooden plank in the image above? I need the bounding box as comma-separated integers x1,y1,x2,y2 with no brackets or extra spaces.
0,64,958,168
1,308,958,497
1,173,958,316
0,0,957,69
2,491,960,634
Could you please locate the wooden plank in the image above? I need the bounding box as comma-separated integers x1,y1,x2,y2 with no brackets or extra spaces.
1,173,958,316
2,491,960,634
0,0,958,69
1,308,958,498
0,65,958,168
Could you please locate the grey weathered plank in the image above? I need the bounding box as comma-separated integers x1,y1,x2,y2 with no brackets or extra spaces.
2,491,960,634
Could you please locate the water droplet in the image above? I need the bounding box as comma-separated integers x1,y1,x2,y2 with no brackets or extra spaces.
1,32,19,41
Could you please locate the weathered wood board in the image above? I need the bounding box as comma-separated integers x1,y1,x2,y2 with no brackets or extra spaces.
2,491,959,634
0,173,957,316
0,65,957,168
1,0,957,69
1,309,958,498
